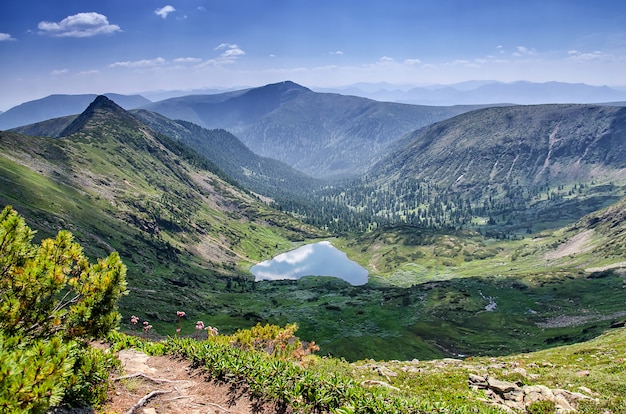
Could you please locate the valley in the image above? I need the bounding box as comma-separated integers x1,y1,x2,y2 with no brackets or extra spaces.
1,85,625,366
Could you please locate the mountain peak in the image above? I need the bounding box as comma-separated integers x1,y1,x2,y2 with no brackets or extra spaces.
250,81,311,97
60,95,137,137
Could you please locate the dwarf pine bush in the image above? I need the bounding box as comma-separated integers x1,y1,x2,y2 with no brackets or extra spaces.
0,205,127,412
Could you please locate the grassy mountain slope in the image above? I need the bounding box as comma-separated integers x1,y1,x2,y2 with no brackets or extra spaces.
143,81,483,178
0,95,324,333
0,93,150,130
10,109,323,199
131,109,321,197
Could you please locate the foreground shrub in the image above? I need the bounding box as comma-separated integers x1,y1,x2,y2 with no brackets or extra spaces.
0,206,127,412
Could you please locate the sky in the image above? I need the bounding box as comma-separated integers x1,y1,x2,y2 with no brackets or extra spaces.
1,0,626,110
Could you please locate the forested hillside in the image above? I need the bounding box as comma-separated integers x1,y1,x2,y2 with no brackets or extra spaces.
286,104,626,235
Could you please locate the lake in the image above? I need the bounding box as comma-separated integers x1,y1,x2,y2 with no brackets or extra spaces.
251,241,368,286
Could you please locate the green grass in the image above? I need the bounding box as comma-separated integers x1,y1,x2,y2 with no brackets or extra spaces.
108,324,626,413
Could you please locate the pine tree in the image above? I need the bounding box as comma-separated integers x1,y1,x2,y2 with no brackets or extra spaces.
0,205,127,412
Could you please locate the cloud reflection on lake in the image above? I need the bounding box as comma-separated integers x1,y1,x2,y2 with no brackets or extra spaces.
251,241,368,286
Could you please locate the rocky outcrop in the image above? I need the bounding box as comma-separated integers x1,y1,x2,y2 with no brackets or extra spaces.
469,374,594,413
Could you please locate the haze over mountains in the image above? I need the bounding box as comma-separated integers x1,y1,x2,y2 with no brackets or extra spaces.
318,80,626,106
3,80,626,179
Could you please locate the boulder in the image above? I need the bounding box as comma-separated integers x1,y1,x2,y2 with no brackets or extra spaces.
469,374,593,413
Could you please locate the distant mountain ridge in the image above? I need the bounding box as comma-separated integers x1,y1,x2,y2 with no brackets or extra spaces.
143,81,482,178
319,81,626,106
0,93,150,130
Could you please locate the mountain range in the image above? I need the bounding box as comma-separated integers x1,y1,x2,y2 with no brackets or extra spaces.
141,81,484,178
5,80,626,179
1,90,625,362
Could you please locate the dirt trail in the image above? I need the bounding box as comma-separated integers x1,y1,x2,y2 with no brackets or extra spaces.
101,349,290,414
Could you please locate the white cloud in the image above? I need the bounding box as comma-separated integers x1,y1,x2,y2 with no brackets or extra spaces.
38,12,121,38
513,46,537,56
221,47,245,58
273,244,315,265
155,5,176,19
173,57,202,63
198,43,246,66
379,56,395,63
109,57,166,68
568,50,616,62
329,50,344,55
404,58,422,65
77,70,100,76
51,69,69,75
0,32,16,41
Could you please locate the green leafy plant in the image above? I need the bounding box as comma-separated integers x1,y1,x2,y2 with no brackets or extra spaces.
0,205,128,412
527,400,557,414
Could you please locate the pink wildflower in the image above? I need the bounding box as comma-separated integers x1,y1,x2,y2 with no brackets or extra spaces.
206,326,218,338
176,311,186,337
142,321,152,339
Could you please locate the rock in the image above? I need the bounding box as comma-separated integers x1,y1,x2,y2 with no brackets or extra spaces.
487,377,519,394
468,373,488,388
577,386,595,396
400,366,422,374
524,385,555,405
360,379,400,391
374,365,397,378
575,370,591,377
469,373,593,413
554,389,593,402
441,358,463,365
553,393,574,412
511,367,528,377
118,349,157,374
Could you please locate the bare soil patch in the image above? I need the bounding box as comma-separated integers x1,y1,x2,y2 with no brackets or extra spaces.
100,349,291,414
544,229,594,260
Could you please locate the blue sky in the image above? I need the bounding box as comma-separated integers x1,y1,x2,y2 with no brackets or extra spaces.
1,0,625,110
